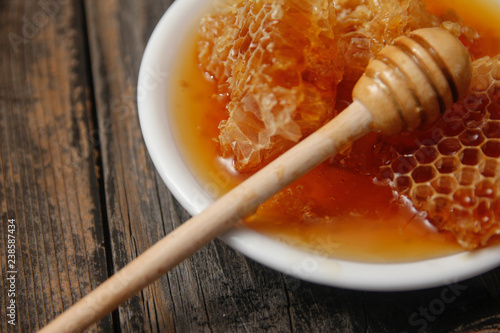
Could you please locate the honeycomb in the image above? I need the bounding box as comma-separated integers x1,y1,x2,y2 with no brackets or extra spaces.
198,0,341,172
375,56,500,249
334,0,478,80
198,0,474,172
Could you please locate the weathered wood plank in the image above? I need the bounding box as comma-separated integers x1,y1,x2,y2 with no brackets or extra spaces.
0,1,110,331
83,0,178,331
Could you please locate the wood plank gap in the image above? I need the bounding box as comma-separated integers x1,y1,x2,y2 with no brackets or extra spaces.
78,2,122,331
193,268,215,333
282,275,295,333
153,175,178,332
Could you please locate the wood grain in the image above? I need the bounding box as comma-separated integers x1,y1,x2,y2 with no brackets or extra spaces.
83,0,177,330
0,1,110,332
1,0,499,332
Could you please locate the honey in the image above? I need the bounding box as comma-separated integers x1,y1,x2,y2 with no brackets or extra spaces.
171,0,500,262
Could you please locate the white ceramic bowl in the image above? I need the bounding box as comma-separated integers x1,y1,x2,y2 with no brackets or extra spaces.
138,0,500,291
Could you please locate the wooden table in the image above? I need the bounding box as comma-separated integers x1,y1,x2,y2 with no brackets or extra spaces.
1,1,499,332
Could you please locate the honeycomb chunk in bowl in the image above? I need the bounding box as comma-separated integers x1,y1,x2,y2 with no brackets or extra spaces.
198,0,342,172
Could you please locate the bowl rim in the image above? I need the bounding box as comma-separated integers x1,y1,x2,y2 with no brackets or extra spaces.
137,0,500,291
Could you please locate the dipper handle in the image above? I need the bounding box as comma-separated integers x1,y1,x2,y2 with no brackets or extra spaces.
40,27,472,333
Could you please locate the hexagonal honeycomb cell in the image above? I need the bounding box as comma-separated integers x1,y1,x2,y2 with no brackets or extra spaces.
482,121,500,138
431,175,458,195
376,56,500,249
479,159,500,177
435,156,461,174
459,129,485,146
412,184,435,203
415,146,439,164
438,138,462,155
482,140,500,158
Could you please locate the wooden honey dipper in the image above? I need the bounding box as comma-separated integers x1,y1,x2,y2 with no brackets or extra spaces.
41,27,472,332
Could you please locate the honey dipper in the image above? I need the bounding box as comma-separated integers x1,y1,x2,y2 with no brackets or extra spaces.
41,27,472,332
